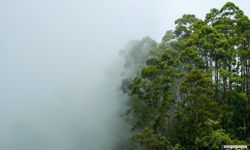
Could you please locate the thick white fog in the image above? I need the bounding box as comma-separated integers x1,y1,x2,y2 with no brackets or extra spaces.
0,0,249,150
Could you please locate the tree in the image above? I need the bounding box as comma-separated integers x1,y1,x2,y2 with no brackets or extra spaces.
121,2,250,149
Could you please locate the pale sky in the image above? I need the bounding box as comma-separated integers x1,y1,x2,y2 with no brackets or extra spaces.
0,1,249,150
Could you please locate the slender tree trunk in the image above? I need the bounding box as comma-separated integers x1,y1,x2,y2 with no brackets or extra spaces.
215,59,219,102
229,65,232,96
247,59,250,96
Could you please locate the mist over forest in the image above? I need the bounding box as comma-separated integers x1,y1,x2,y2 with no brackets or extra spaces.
0,0,250,150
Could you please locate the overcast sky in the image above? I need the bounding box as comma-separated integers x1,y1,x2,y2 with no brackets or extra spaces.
0,0,249,150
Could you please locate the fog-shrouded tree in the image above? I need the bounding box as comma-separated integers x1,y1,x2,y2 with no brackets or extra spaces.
121,2,250,149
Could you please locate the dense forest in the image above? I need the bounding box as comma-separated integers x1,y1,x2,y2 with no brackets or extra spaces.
120,2,250,149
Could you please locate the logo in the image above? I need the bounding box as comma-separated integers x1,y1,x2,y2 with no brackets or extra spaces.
222,145,248,150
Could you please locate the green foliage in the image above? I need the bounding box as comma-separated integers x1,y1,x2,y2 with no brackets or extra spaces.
141,66,158,79
121,2,250,149
204,129,231,149
131,127,169,150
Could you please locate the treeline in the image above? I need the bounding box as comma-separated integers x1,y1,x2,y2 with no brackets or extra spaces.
120,2,250,149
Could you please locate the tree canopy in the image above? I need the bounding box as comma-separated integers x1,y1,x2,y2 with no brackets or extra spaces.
121,2,250,149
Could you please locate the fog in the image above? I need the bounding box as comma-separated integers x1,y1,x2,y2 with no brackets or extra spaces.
0,0,249,150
